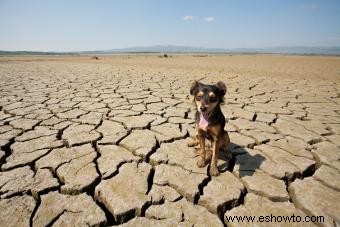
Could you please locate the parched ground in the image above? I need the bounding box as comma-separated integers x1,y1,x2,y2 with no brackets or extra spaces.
0,55,340,227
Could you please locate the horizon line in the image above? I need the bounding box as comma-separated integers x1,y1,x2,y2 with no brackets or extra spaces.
1,45,340,53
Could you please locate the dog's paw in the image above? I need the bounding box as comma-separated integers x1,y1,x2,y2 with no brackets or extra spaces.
209,166,220,176
187,140,199,147
197,158,206,168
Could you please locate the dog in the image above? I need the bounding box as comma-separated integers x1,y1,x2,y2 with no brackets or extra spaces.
188,81,230,176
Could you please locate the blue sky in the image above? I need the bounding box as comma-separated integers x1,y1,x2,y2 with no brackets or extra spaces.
0,0,340,51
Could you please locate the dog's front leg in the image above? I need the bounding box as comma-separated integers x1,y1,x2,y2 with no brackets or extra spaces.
210,137,220,176
197,130,206,168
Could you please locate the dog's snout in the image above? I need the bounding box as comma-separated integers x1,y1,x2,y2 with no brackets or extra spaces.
200,106,207,112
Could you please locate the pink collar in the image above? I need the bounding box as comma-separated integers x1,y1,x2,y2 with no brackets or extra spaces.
199,113,209,130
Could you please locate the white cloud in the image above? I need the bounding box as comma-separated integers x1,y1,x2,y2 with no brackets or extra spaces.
204,17,214,22
182,15,193,21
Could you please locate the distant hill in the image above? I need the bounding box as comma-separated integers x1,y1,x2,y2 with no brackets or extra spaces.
1,46,340,55
81,45,340,55
80,45,227,54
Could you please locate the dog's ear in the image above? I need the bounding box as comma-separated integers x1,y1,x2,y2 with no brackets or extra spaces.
190,81,199,95
216,81,227,96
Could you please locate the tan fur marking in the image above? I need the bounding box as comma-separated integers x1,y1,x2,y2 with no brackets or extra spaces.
208,92,216,97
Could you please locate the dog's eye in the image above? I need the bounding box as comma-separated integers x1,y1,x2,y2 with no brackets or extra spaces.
210,96,217,102
196,95,202,101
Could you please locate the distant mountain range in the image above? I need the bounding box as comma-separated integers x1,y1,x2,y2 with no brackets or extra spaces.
80,45,340,55
1,45,340,55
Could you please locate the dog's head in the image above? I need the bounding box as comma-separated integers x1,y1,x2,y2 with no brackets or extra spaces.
190,81,227,114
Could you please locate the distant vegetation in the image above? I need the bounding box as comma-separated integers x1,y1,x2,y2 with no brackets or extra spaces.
158,53,171,58
193,54,208,57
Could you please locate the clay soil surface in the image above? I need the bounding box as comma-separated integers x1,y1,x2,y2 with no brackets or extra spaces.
0,54,340,226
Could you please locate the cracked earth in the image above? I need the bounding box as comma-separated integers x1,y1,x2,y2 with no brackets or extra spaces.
0,55,340,227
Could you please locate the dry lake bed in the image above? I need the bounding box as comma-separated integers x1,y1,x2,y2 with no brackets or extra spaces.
0,54,340,226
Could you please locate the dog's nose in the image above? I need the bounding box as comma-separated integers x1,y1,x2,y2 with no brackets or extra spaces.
200,106,207,112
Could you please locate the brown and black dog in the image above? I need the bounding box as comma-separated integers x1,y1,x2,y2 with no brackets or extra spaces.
188,81,230,176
